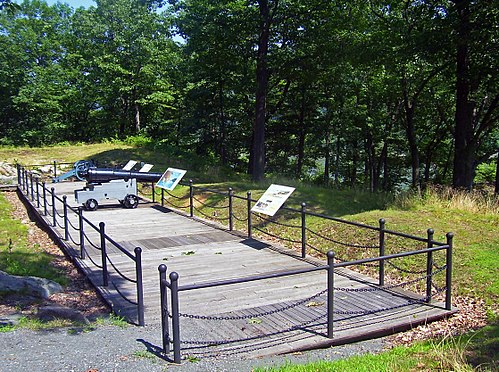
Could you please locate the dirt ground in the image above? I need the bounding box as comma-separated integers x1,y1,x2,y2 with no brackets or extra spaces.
0,190,109,320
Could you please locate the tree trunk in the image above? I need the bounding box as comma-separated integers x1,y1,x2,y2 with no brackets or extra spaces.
251,0,273,182
323,127,331,185
218,79,227,164
134,102,141,133
452,0,475,190
296,86,306,178
402,82,421,193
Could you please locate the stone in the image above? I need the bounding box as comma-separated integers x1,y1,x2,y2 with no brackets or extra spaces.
0,270,63,299
37,305,89,324
0,314,23,327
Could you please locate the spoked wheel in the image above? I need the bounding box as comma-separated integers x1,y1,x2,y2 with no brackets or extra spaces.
84,198,98,211
123,194,139,209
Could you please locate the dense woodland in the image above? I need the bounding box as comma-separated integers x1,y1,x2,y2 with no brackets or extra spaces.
0,0,498,192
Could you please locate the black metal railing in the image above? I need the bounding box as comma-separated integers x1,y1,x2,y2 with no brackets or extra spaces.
158,237,452,363
150,179,451,288
16,165,145,325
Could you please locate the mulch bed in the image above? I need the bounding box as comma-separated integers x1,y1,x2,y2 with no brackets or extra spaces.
0,190,109,320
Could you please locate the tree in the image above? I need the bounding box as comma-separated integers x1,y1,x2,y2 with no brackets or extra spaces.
451,0,499,190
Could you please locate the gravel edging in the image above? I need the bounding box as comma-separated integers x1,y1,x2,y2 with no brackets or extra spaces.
0,323,386,372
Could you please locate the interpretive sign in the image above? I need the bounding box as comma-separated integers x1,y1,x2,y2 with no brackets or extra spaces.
251,184,295,216
156,168,187,190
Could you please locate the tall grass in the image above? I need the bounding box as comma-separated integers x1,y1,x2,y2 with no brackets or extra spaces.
394,185,499,215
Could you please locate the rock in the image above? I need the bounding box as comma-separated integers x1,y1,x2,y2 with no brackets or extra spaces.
0,270,63,299
37,305,89,324
0,314,23,327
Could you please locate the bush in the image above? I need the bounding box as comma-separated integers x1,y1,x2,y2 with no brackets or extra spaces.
475,162,496,184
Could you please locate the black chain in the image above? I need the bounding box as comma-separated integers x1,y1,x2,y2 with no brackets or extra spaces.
193,205,229,220
192,195,229,209
66,216,80,231
306,227,379,249
253,226,301,244
163,198,189,209
335,265,446,292
232,214,248,222
179,288,328,321
66,229,80,246
163,190,182,200
180,312,326,346
253,213,301,229
82,231,101,250
386,260,428,274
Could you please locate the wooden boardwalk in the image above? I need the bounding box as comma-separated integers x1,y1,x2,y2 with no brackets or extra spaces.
20,181,455,359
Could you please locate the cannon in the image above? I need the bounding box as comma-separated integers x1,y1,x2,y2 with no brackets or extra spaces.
75,167,162,211
52,160,95,183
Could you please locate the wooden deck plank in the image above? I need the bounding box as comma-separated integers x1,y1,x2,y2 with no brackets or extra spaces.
19,181,456,359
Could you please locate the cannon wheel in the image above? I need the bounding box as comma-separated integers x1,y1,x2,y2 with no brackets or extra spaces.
123,194,139,209
84,198,98,211
74,160,94,181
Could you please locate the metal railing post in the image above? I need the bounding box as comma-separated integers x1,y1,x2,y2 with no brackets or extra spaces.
79,207,85,259
24,169,28,192
378,218,386,286
100,222,108,287
135,247,145,326
228,188,234,231
301,203,307,258
35,178,40,208
51,188,56,227
159,264,170,354
445,233,453,310
170,272,181,364
327,250,335,338
30,173,34,201
63,195,69,240
16,164,21,185
247,191,252,238
22,168,26,191
53,160,57,179
42,182,47,215
189,180,194,217
426,228,434,303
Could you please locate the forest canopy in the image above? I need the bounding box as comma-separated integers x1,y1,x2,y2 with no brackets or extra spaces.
1,0,497,191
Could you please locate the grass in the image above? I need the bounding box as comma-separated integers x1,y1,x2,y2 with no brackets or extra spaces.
0,316,79,332
255,324,498,371
94,313,129,328
0,192,67,285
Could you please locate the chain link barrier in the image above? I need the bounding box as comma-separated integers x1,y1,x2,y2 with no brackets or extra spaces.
386,259,428,274
335,265,446,293
179,288,328,321
253,226,301,244
306,227,379,249
164,189,186,200
253,213,301,229
192,205,230,221
192,194,229,209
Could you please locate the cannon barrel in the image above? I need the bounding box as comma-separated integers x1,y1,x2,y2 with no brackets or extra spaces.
87,168,163,183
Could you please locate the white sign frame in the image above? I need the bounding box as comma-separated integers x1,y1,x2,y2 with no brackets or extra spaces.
156,168,187,191
251,184,295,216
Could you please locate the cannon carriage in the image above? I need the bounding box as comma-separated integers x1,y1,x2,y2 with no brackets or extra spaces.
53,160,163,211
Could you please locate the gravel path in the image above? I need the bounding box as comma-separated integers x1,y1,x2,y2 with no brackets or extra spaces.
0,322,386,372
